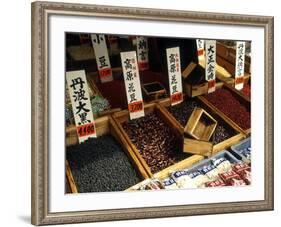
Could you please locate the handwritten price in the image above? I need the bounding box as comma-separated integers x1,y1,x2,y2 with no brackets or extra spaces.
235,76,244,85
171,92,183,104
99,68,112,78
138,61,149,71
128,101,143,113
76,123,96,137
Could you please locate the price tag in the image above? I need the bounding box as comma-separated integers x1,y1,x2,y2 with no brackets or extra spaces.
235,41,246,90
120,51,145,120
91,34,113,83
205,40,216,93
136,36,149,71
66,70,97,143
166,47,183,106
196,39,205,63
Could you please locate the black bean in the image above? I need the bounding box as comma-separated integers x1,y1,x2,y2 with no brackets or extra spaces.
66,135,141,193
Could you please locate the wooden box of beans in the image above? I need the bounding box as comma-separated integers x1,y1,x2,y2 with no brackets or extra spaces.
182,62,224,98
112,102,204,176
158,96,245,157
65,115,150,193
200,83,251,135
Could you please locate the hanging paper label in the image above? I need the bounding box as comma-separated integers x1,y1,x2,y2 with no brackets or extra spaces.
205,40,216,93
136,36,149,71
166,47,183,106
196,39,205,62
120,51,145,120
91,34,113,83
235,41,246,90
66,70,96,143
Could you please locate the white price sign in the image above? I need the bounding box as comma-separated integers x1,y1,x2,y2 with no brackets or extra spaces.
91,34,113,83
166,47,183,106
120,51,145,120
196,39,205,61
66,70,96,143
235,41,246,90
136,36,149,71
205,40,216,93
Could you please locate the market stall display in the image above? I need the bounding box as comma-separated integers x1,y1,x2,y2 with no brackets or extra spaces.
65,33,251,193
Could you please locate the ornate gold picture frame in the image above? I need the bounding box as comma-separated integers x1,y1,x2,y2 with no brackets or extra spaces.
31,1,273,225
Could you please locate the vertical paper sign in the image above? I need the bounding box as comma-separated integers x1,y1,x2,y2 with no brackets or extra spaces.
235,41,246,90
136,36,149,71
166,47,183,106
196,39,205,63
91,34,113,83
66,70,97,143
205,40,216,93
120,51,145,120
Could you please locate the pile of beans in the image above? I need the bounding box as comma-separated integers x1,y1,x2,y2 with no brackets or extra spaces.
166,98,199,126
66,135,141,193
166,98,236,144
122,113,190,173
204,88,251,130
241,84,251,98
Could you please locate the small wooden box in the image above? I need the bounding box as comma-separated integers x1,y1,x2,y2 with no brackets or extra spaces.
141,81,167,101
182,62,224,97
65,116,150,193
158,97,245,157
184,107,217,141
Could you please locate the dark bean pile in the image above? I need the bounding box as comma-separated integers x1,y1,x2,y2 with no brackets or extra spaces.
122,113,189,173
66,135,141,193
204,88,251,130
166,98,199,126
166,98,236,144
210,123,236,144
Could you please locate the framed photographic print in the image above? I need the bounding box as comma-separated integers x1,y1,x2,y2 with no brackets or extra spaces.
31,1,274,225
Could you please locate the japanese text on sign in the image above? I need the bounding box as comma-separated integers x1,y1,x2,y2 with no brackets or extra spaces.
136,36,149,71
120,51,145,120
196,39,205,58
205,40,216,93
91,34,113,83
166,47,183,106
235,41,246,90
66,70,96,143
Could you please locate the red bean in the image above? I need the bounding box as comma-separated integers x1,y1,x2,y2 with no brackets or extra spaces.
204,88,250,130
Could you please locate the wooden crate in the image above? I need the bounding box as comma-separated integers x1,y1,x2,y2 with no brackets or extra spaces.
182,62,224,97
65,115,150,193
198,83,251,135
112,102,204,177
158,97,246,157
216,42,251,74
184,107,217,141
126,154,204,191
141,81,167,101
